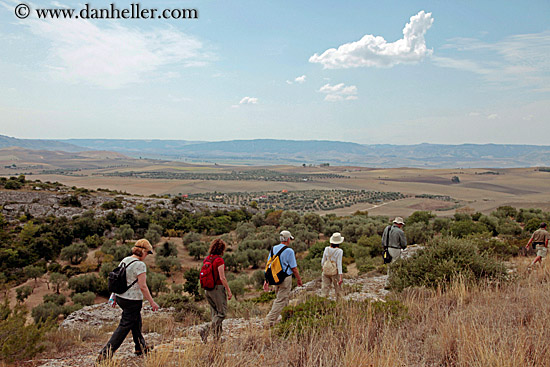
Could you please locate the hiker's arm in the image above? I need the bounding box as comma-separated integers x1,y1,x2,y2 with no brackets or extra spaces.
526,235,534,248
137,273,159,311
400,231,407,248
291,267,302,287
321,248,327,266
217,264,232,300
337,250,343,285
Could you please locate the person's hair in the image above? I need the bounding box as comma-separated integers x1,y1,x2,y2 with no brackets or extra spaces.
330,243,340,248
209,238,226,256
132,246,145,257
541,222,547,228
132,238,152,257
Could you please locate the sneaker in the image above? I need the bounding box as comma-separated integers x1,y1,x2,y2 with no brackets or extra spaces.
135,345,153,357
198,327,208,344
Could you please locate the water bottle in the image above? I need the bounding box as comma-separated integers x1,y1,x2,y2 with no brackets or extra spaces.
108,293,116,306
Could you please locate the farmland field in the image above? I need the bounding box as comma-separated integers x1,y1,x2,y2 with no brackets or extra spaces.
2,152,550,216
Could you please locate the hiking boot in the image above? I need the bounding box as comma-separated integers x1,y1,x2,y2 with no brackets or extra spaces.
198,327,208,344
135,345,153,357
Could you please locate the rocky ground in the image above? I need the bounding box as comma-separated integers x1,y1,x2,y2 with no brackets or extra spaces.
0,189,243,221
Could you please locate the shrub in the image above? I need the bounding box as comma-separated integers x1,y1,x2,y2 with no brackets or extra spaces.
31,302,63,324
182,232,201,245
183,268,201,300
155,256,180,276
388,237,507,291
59,195,81,207
67,274,107,295
249,291,276,303
101,201,123,210
43,293,66,306
147,272,168,296
15,286,33,303
156,293,205,322
0,300,50,362
251,269,266,288
276,296,337,338
228,279,245,300
71,292,95,306
188,241,208,260
156,241,178,258
60,243,88,265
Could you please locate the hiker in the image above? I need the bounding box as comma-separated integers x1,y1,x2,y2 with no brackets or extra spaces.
321,232,344,300
98,239,159,362
199,239,232,343
525,222,550,269
382,217,407,288
263,230,303,326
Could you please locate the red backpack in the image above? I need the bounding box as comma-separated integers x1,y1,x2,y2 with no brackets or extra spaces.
200,255,219,290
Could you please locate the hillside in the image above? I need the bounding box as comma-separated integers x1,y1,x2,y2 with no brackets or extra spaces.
48,138,550,168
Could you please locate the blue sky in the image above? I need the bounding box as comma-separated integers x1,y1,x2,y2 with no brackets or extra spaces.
0,0,549,144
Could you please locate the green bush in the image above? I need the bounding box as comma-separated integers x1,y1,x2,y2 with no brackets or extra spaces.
60,243,88,265
147,272,168,296
67,274,107,295
249,291,276,303
388,237,507,291
15,286,33,303
43,293,66,306
276,296,337,338
156,293,205,322
71,291,96,306
156,241,178,257
183,268,201,300
0,300,51,362
31,302,63,324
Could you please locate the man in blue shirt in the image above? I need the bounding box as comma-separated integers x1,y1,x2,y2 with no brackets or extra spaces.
264,230,303,326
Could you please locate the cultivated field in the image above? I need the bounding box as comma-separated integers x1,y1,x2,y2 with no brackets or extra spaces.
2,149,550,216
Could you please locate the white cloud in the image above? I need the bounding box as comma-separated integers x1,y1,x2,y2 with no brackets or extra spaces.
14,3,211,88
239,96,258,105
487,114,499,120
319,83,358,102
433,31,550,92
295,75,306,84
309,11,433,69
168,94,191,103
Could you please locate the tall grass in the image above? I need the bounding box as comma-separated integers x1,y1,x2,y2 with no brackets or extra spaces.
143,260,550,367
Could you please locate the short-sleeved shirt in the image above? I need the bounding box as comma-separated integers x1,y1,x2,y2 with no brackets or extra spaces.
267,244,297,276
116,256,147,301
531,229,550,244
206,255,225,286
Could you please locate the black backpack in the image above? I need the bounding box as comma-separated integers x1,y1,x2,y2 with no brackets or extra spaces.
108,260,139,294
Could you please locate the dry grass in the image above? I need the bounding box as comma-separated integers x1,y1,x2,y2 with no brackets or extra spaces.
138,260,550,367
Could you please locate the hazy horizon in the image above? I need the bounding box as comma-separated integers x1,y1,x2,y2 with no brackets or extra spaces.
1,1,549,145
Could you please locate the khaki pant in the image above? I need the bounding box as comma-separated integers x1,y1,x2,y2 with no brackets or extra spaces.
386,248,402,287
322,273,342,300
204,285,227,340
266,276,292,325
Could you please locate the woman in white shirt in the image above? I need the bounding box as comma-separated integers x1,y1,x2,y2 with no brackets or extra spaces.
321,233,344,300
98,239,159,362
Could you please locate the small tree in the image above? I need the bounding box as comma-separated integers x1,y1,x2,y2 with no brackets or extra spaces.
147,272,168,297
49,272,68,294
24,266,45,284
155,256,181,277
188,241,208,260
116,224,134,243
15,286,33,304
60,243,88,265
71,292,96,306
183,269,201,300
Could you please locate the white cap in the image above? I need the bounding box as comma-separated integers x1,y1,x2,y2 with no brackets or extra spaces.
279,230,294,241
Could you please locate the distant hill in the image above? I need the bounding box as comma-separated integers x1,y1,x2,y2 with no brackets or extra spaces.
0,135,86,152
4,135,550,168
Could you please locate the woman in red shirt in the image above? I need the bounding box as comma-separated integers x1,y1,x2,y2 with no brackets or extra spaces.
199,239,232,342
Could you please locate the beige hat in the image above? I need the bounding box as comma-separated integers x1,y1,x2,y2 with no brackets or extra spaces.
330,232,344,244
134,238,153,254
279,230,294,241
393,217,405,225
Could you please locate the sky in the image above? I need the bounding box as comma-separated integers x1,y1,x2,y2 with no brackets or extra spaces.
0,0,549,145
